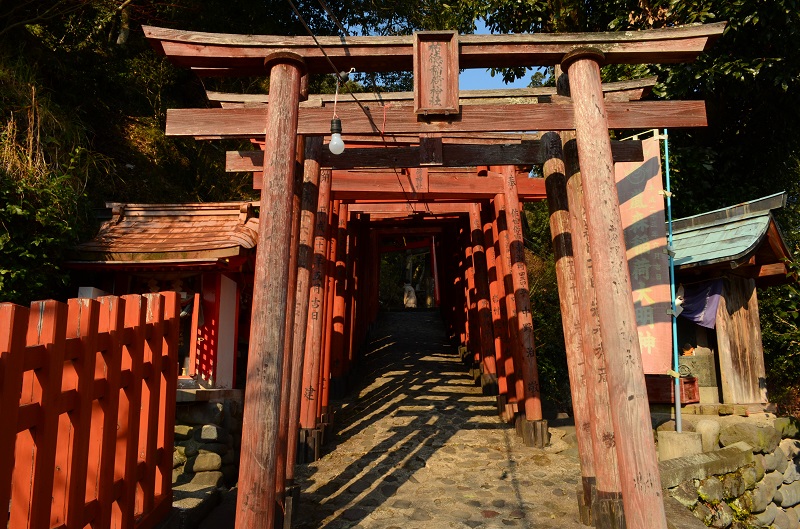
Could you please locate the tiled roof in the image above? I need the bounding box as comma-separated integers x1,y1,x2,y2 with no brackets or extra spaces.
672,192,791,269
73,202,259,263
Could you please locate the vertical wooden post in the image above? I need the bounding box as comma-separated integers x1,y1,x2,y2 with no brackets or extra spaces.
498,166,545,433
275,133,305,520
344,213,359,371
318,200,339,426
299,169,332,434
236,52,304,529
469,202,498,395
565,135,624,527
0,303,28,529
286,137,323,477
493,193,522,409
97,296,125,528
563,49,666,529
483,207,511,413
541,131,596,523
431,236,440,307
329,203,350,398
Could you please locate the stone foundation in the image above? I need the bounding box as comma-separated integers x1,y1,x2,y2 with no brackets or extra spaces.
158,392,243,529
659,416,800,528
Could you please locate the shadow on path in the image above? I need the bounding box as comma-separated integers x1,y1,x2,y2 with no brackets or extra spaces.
292,311,585,529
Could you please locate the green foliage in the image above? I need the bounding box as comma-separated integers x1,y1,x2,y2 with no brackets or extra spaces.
760,260,800,416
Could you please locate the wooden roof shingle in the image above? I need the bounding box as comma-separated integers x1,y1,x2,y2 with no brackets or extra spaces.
72,202,259,266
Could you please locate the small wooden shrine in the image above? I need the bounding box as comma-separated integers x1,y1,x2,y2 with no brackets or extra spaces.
69,201,259,389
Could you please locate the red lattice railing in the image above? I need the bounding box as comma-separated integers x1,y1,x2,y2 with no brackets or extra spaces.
0,293,179,529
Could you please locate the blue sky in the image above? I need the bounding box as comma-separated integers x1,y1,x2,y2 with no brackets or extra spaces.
458,20,532,91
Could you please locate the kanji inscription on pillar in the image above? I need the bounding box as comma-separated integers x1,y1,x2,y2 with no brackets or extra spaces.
413,31,460,116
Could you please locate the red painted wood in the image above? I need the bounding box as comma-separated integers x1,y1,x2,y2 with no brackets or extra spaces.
541,131,597,504
158,292,180,499
236,56,304,529
492,193,522,404
431,236,440,307
564,134,622,501
565,52,666,529
299,169,331,430
286,136,323,481
319,201,339,419
65,298,101,528
121,294,146,529
97,296,126,528
0,303,28,529
23,300,68,529
165,100,708,138
469,203,497,378
482,209,509,398
498,166,543,421
141,294,165,513
343,212,358,373
329,204,349,383
463,228,480,364
276,135,304,510
144,22,725,75
414,32,459,115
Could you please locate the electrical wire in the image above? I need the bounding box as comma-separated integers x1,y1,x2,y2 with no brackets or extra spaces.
284,0,428,215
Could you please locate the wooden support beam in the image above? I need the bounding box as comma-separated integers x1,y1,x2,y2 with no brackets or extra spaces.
285,137,324,481
541,130,596,523
329,172,547,201
226,140,643,171
206,77,657,107
469,203,498,395
299,177,332,431
237,54,304,529
564,135,624,526
347,202,471,215
275,133,304,518
497,166,544,427
329,204,350,398
493,193,522,406
483,204,510,408
318,201,339,424
144,23,725,75
167,100,707,138
564,50,666,529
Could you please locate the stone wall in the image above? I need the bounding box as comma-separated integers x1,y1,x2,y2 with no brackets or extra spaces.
160,396,243,529
660,416,800,528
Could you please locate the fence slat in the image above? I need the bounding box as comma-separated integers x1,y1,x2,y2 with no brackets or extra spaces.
141,294,164,514
65,298,100,528
0,303,30,529
121,295,146,529
158,292,179,501
26,300,68,529
97,295,126,529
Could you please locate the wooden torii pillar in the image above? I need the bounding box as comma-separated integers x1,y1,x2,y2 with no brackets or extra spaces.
236,53,304,529
563,49,666,528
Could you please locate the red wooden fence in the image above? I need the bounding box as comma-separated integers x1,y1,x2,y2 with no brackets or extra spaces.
0,293,179,529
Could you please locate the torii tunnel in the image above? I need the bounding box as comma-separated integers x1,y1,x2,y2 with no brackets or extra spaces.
145,22,725,529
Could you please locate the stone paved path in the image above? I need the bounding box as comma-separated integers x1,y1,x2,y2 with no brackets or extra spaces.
291,311,587,529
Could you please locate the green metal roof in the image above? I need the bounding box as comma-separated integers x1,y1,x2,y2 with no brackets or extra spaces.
671,192,788,269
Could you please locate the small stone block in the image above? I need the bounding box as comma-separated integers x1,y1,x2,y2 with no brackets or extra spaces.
658,431,703,461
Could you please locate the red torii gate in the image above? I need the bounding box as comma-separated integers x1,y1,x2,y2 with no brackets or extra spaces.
145,22,724,529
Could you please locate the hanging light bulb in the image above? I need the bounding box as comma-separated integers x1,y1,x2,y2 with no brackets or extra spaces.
329,117,345,155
